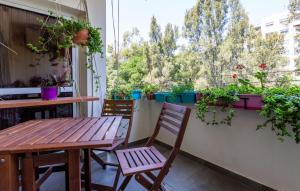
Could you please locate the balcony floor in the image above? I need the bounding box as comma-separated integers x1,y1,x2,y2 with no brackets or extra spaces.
40,143,257,191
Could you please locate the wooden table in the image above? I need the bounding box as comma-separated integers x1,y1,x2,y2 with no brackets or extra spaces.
0,116,122,191
0,96,99,109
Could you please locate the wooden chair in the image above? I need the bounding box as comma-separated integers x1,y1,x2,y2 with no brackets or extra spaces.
91,99,134,169
115,103,191,191
85,99,134,191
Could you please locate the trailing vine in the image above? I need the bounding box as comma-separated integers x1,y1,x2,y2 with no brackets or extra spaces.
258,86,300,143
196,86,240,126
27,11,104,89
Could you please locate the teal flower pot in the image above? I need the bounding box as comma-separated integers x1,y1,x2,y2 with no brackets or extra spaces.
132,90,142,100
155,92,170,102
181,91,196,103
167,94,182,103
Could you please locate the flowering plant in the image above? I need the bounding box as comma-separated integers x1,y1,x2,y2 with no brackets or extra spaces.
255,63,268,89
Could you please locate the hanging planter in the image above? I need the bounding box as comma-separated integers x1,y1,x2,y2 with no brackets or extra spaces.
73,29,89,45
27,12,104,90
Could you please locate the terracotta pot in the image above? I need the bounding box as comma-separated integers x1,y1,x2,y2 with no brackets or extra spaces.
73,29,89,45
146,93,155,100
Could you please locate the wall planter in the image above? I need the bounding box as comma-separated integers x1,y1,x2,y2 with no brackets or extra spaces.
132,90,142,100
154,92,170,103
233,94,263,110
181,91,196,103
167,94,182,103
41,86,58,100
112,94,132,100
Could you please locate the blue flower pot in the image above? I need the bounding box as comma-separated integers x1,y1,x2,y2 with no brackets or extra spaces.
155,92,170,102
181,91,196,103
166,94,182,103
112,94,122,100
132,90,142,100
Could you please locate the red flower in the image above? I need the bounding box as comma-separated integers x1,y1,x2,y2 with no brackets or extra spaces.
232,74,238,79
259,63,267,70
236,64,245,70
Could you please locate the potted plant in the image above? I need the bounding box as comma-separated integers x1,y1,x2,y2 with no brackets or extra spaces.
111,85,132,100
131,89,142,100
231,64,267,110
40,74,71,100
227,79,263,110
154,92,170,103
143,83,159,100
258,86,300,143
196,87,240,126
27,12,103,88
167,82,196,103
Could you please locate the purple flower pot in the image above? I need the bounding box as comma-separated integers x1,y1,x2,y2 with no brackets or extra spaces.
233,94,263,110
41,86,58,100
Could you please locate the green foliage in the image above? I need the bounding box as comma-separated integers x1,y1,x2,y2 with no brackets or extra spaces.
40,74,71,87
27,12,103,56
143,83,159,94
171,82,194,95
27,12,103,90
259,86,300,143
196,86,240,126
110,84,132,100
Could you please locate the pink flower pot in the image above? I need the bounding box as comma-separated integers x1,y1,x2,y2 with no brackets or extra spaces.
233,94,263,110
41,87,58,100
196,93,203,102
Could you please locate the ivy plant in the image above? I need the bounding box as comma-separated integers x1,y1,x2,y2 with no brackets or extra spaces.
27,12,103,89
258,86,300,143
196,86,240,126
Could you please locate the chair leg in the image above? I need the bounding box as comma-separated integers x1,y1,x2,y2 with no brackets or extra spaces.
118,175,132,191
91,151,106,169
113,167,121,190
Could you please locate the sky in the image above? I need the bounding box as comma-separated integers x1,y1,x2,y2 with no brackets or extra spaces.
106,0,290,46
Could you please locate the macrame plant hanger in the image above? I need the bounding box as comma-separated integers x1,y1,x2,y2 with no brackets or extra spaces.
111,0,121,88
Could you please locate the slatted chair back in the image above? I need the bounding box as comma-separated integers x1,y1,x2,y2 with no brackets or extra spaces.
146,102,191,150
101,99,134,146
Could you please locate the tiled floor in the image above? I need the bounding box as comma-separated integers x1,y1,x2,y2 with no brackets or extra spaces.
41,144,256,191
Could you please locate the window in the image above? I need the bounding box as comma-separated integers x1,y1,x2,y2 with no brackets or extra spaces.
280,28,289,35
295,47,300,55
266,22,274,27
280,18,289,25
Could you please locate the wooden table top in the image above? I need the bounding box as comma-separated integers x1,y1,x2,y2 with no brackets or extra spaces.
0,116,122,154
0,96,99,109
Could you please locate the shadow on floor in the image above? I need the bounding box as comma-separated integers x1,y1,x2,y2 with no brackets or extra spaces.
41,144,256,191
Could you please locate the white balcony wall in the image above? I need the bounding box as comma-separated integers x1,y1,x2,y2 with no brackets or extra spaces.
130,99,300,191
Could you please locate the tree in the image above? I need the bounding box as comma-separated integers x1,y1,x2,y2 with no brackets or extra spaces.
184,0,230,87
146,17,179,89
289,0,300,70
237,28,288,84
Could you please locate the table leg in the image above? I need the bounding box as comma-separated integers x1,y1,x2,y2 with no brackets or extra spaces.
0,154,19,191
67,149,81,191
22,153,36,191
83,149,91,191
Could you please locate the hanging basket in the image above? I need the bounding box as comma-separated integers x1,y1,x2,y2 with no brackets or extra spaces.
73,29,89,45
